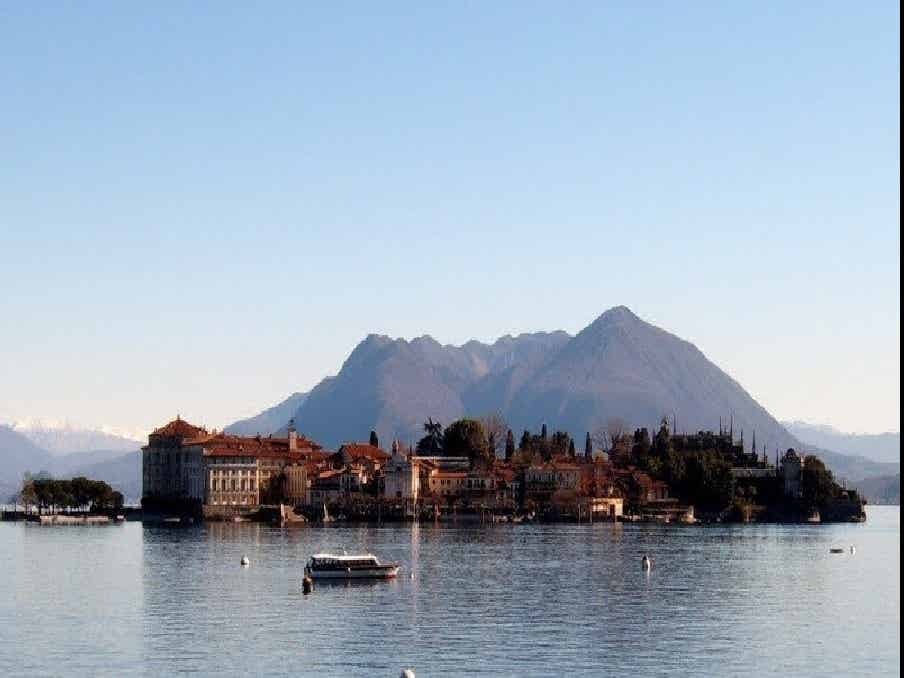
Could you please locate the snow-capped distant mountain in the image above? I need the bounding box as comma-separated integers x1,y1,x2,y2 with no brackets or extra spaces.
9,420,144,456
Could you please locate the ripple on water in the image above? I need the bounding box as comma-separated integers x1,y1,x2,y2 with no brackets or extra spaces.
0,507,899,677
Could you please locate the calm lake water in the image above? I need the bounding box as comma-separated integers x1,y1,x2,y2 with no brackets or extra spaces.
1,506,899,677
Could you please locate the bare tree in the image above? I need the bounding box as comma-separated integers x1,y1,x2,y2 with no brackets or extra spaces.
478,412,508,458
607,417,629,442
592,426,610,452
593,417,629,451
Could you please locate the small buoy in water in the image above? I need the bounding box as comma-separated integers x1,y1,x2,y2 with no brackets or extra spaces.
400,670,415,678
641,554,652,570
302,576,313,594
850,545,856,555
240,556,250,567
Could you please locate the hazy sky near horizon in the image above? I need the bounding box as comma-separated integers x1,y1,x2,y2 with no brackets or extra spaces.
1,2,899,436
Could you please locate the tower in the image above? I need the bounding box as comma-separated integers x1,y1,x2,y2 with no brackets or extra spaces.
288,418,297,451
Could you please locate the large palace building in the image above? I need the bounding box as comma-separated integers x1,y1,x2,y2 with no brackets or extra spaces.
141,416,326,517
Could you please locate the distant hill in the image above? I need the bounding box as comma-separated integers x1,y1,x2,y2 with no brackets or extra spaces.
807,447,899,485
784,421,899,465
225,392,309,436
0,425,53,500
62,451,141,503
10,421,142,456
852,474,900,505
0,425,141,503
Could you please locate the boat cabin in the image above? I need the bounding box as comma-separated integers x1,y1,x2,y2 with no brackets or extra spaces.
308,553,380,570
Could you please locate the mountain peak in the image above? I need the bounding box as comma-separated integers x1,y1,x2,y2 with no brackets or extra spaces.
595,305,639,324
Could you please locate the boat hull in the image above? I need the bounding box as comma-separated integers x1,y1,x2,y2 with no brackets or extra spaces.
307,566,400,580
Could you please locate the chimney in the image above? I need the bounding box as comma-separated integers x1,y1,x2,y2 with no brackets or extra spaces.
288,418,297,451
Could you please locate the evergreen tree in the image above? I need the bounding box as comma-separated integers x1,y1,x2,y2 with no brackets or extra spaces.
541,423,548,441
369,430,379,448
568,439,576,457
519,430,531,451
505,429,515,461
585,432,593,460
416,418,444,455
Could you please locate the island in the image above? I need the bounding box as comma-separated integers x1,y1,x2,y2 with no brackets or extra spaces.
128,414,865,525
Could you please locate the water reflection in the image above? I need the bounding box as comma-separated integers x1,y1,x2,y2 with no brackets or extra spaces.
1,508,899,677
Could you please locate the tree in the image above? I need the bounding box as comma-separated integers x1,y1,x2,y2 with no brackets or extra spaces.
607,417,628,444
584,432,593,460
19,476,37,513
505,430,515,461
443,419,491,468
369,430,379,448
568,439,576,458
519,430,531,451
802,456,837,510
479,412,508,458
540,423,548,441
416,418,444,455
632,428,652,467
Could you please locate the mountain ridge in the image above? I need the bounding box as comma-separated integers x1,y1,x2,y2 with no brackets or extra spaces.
783,421,899,465
244,307,804,456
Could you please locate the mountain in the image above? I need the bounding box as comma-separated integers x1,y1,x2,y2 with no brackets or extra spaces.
274,331,571,447
851,474,900,505
0,425,53,500
250,307,796,456
783,421,899,465
807,447,899,484
1,424,142,504
60,451,142,504
231,306,892,488
503,306,797,451
10,421,143,456
225,392,309,436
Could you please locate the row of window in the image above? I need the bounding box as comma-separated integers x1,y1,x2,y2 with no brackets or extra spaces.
209,496,255,505
210,479,257,491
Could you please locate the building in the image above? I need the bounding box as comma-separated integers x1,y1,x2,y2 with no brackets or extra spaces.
142,417,208,505
383,442,421,502
781,449,804,498
333,443,390,479
580,496,624,520
285,463,310,504
309,469,343,504
141,416,326,516
525,460,582,499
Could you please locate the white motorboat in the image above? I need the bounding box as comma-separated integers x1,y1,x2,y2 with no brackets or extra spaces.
304,552,400,580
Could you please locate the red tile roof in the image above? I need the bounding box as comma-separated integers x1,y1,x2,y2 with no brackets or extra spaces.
150,417,207,439
337,443,390,462
181,431,324,460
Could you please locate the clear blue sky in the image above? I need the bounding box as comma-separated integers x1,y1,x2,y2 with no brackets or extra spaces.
1,2,899,436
